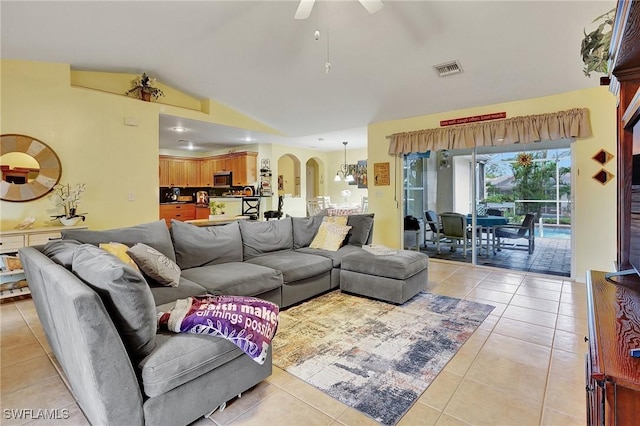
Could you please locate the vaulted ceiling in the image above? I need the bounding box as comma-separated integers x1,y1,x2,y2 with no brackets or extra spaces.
1,1,615,151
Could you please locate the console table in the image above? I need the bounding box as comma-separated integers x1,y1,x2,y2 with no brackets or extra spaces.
586,270,640,425
0,224,87,299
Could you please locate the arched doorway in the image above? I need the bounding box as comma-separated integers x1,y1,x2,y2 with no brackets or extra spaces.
277,154,301,197
305,157,323,199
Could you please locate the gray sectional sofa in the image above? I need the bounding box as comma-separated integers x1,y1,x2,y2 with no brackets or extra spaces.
18,213,376,426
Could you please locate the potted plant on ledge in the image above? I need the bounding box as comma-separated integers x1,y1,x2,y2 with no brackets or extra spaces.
50,183,87,226
125,73,165,101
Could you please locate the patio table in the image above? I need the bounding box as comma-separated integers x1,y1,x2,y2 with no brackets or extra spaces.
466,215,508,255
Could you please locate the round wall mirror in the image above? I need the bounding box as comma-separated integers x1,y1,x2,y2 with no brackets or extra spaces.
1,134,62,202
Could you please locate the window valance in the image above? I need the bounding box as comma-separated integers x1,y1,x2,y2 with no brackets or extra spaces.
388,108,592,155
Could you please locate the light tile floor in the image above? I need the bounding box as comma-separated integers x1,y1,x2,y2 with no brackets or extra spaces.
0,259,587,426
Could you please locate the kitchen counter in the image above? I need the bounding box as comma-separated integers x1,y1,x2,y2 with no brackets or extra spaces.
184,216,249,227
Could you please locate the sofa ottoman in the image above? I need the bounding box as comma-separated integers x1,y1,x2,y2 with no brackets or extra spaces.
340,250,428,304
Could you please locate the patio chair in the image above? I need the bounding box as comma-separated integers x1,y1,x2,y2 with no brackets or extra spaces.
494,213,536,254
424,210,443,247
438,212,473,257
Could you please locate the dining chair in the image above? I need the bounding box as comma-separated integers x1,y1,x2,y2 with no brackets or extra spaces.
360,196,368,213
263,195,284,221
307,200,321,216
241,197,261,221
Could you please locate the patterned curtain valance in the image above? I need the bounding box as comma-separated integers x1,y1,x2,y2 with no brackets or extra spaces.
388,108,592,155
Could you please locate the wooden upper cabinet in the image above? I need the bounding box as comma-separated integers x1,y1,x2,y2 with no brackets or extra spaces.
159,152,257,187
159,156,199,187
159,157,172,187
233,152,257,186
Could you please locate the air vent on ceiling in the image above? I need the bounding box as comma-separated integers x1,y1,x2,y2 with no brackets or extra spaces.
433,60,463,77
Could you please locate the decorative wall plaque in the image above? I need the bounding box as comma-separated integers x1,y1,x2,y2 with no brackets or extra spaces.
592,149,613,165
593,169,614,185
373,162,390,186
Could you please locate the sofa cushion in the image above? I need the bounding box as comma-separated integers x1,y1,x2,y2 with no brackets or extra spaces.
239,218,293,260
309,222,351,251
62,220,177,263
149,277,207,307
127,243,181,287
139,332,244,397
245,251,332,283
71,244,157,360
181,262,283,297
42,239,82,269
171,220,242,269
345,214,375,246
295,245,366,268
292,212,327,249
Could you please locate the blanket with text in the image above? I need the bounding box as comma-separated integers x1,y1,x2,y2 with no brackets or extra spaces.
158,295,279,364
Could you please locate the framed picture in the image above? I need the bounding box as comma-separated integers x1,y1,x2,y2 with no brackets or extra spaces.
277,175,284,191
348,164,358,185
357,160,367,188
374,162,390,186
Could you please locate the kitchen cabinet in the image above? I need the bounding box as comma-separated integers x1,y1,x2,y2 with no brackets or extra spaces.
195,206,210,220
159,203,196,226
159,156,200,187
160,152,257,188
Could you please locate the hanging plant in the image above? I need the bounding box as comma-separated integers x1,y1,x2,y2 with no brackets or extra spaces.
517,153,533,167
580,8,615,77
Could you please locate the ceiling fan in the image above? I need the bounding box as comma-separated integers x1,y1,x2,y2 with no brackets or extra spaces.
294,0,383,19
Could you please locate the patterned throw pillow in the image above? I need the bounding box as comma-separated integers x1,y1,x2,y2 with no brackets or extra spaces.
100,242,139,270
476,204,488,216
323,216,348,226
127,243,181,287
309,222,352,251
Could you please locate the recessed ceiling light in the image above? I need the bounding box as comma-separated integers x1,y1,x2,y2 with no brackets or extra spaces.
172,127,187,132
244,137,253,142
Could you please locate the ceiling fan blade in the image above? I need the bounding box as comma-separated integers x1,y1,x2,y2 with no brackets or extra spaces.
358,0,383,14
294,0,316,19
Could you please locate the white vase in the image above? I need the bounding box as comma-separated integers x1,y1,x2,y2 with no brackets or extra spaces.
59,217,81,226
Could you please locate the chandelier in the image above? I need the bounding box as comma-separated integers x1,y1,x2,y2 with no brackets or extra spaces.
334,141,354,182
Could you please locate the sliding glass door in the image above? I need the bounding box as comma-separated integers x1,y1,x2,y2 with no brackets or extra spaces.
403,140,572,277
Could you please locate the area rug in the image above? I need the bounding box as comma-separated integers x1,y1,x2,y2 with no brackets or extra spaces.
272,291,495,425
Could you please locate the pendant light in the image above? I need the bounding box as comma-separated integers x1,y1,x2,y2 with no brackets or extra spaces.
334,141,354,182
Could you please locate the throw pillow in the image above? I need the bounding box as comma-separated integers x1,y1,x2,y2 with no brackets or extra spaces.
476,204,488,216
127,243,181,287
323,215,348,225
309,222,352,251
100,242,139,270
345,214,375,246
71,244,156,360
292,211,327,249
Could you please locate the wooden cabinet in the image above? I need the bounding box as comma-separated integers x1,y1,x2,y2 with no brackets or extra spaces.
195,206,210,220
159,152,257,188
231,152,258,186
586,271,640,425
159,203,196,226
159,156,200,187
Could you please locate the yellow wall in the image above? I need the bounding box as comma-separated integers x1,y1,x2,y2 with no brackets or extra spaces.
367,87,617,281
0,60,280,230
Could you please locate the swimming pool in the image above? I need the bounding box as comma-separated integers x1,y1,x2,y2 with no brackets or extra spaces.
535,225,571,239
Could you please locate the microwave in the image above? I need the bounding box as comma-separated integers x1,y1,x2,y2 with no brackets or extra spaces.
213,171,233,188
